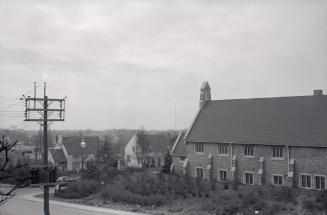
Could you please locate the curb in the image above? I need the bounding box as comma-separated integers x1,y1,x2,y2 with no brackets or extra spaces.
21,193,147,215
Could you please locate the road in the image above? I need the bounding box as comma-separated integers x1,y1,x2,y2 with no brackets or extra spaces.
0,188,145,215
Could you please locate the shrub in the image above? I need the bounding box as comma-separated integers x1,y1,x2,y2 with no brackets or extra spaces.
253,198,266,211
100,173,170,206
57,179,99,199
265,186,295,203
303,199,319,211
222,181,229,190
316,190,327,211
264,203,281,215
223,204,240,215
241,192,257,208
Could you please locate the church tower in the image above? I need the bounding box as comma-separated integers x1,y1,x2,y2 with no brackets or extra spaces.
199,81,211,109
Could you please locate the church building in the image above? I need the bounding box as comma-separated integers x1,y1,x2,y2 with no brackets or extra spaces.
171,82,327,189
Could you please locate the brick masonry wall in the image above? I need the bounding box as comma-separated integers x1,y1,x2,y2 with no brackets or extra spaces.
233,144,288,185
186,142,327,188
187,143,208,178
290,147,327,188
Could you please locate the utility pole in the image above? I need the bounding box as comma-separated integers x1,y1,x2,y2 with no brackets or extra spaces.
43,82,49,215
23,82,66,215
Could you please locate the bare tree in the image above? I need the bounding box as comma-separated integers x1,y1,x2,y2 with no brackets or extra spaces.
0,136,29,204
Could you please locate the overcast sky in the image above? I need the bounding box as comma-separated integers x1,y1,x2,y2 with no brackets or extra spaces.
0,0,326,130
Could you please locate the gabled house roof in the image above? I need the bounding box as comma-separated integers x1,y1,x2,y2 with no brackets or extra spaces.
171,131,187,156
136,133,171,153
50,148,66,163
186,95,327,147
62,136,99,156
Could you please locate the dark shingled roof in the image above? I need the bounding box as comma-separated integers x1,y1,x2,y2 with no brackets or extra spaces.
63,136,99,156
137,134,171,153
171,131,187,156
50,148,66,163
186,95,327,147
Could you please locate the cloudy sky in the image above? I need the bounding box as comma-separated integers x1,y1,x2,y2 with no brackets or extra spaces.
0,0,326,130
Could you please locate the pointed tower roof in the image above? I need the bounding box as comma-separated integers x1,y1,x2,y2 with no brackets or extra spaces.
200,81,210,90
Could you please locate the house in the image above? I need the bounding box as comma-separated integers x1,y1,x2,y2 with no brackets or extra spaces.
50,135,100,172
172,81,327,190
170,131,187,175
48,148,67,171
124,132,171,168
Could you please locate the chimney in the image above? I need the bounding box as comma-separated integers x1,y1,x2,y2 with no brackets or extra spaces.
199,81,211,109
313,89,323,96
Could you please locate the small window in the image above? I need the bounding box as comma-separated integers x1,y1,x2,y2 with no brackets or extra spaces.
218,170,227,181
244,145,254,157
218,144,228,155
272,146,284,158
300,174,312,188
244,172,254,185
126,155,131,162
196,167,204,179
180,156,186,161
132,146,136,153
314,176,326,190
272,175,283,185
148,146,152,152
195,143,204,153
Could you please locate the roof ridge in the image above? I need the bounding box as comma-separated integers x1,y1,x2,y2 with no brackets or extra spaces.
211,94,327,102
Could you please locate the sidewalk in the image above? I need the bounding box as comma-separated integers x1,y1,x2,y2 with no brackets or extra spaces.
21,192,147,215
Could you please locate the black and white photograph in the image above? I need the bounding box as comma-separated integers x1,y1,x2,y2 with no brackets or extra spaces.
0,0,326,214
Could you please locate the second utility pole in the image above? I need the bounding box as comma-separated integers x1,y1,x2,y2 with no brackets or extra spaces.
43,83,49,215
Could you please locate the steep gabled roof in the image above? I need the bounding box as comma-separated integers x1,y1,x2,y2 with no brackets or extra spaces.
136,134,171,153
186,95,327,147
62,136,99,156
171,131,187,156
50,148,66,163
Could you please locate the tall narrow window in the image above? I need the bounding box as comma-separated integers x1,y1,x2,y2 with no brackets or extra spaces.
196,167,204,179
300,174,312,188
244,145,254,157
218,170,227,181
314,176,326,190
195,143,204,153
218,144,228,155
244,172,254,185
272,175,283,185
272,146,284,158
